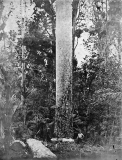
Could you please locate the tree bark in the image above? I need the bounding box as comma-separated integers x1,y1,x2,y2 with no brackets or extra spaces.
55,0,72,137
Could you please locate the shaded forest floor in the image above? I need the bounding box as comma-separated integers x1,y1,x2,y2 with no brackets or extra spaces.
47,141,122,159
0,139,122,160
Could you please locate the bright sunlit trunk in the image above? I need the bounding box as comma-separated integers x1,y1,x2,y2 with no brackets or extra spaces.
55,0,72,137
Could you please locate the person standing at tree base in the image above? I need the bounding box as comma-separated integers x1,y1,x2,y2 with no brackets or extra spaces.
76,132,84,144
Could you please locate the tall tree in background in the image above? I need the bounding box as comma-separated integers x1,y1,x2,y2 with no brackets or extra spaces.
0,0,18,155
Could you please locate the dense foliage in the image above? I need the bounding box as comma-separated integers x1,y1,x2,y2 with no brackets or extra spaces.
0,0,122,149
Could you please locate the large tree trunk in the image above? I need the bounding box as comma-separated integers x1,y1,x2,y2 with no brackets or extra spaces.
55,0,72,137
3,85,13,157
0,66,15,156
